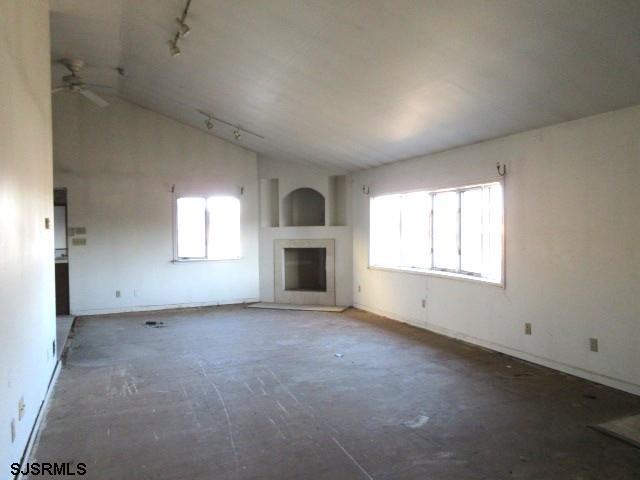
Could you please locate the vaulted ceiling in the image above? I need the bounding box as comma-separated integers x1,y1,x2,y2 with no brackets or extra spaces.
50,0,640,171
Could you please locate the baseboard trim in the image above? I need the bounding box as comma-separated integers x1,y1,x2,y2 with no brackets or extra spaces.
14,358,62,480
71,298,260,316
353,302,640,397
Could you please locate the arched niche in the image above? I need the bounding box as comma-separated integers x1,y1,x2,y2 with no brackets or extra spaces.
282,188,325,226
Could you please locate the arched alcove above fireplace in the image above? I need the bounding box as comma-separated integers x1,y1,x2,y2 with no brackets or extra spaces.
282,188,325,226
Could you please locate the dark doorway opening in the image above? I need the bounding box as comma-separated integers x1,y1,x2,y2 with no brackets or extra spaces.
54,188,70,315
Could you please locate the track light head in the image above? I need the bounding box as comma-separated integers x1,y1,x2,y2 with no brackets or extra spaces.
176,18,191,37
205,118,214,130
234,129,242,141
169,40,181,57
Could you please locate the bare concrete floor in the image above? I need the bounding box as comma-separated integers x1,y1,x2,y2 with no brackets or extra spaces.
32,306,640,479
55,315,74,360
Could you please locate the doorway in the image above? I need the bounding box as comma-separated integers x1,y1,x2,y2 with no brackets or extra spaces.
54,188,70,315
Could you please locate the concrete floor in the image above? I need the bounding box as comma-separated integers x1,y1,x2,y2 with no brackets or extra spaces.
56,315,74,360
32,306,640,479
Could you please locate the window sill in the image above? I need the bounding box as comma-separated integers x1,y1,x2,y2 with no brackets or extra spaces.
171,257,242,263
368,265,504,288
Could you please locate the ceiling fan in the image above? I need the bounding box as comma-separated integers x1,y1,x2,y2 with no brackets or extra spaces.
52,59,110,107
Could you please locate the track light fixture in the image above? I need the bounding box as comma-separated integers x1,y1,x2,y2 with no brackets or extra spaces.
176,18,191,37
169,0,192,57
169,39,181,57
197,109,265,141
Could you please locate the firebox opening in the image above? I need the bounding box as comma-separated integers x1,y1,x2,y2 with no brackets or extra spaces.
284,247,327,292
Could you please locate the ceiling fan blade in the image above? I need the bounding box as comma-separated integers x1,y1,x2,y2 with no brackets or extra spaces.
79,88,109,107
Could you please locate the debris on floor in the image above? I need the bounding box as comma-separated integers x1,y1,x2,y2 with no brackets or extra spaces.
145,321,164,328
403,415,430,429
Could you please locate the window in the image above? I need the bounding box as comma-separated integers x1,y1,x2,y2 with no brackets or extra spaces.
369,182,503,283
176,196,241,260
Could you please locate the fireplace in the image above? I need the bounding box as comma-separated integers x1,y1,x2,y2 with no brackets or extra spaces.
274,239,335,305
284,248,327,292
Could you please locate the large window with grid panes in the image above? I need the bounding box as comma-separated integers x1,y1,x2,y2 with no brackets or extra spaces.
369,182,503,283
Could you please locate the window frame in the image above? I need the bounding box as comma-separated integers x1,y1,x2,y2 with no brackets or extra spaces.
172,194,242,263
368,181,504,287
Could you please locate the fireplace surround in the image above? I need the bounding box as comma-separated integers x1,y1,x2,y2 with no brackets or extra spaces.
274,239,335,305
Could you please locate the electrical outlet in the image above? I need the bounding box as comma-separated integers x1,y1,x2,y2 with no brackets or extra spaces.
10,419,16,443
44,218,51,229
590,338,599,352
525,323,532,335
421,299,426,308
115,290,121,298
18,397,25,421
357,285,361,293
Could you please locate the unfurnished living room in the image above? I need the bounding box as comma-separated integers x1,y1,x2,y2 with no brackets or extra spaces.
2,1,640,478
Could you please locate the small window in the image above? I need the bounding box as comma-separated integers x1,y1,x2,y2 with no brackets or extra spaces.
176,196,241,261
369,182,503,283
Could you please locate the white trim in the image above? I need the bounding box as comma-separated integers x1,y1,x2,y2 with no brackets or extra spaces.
353,302,640,397
71,298,259,316
368,265,504,288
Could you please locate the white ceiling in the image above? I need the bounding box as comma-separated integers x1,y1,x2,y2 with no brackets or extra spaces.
50,0,640,172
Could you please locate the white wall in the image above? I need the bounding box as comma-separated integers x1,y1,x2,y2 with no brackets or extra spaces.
53,94,260,315
0,1,56,473
353,106,640,395
258,157,353,306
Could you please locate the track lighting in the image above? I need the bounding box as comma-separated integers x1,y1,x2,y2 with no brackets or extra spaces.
176,18,191,37
169,0,192,57
197,109,265,141
169,40,181,57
